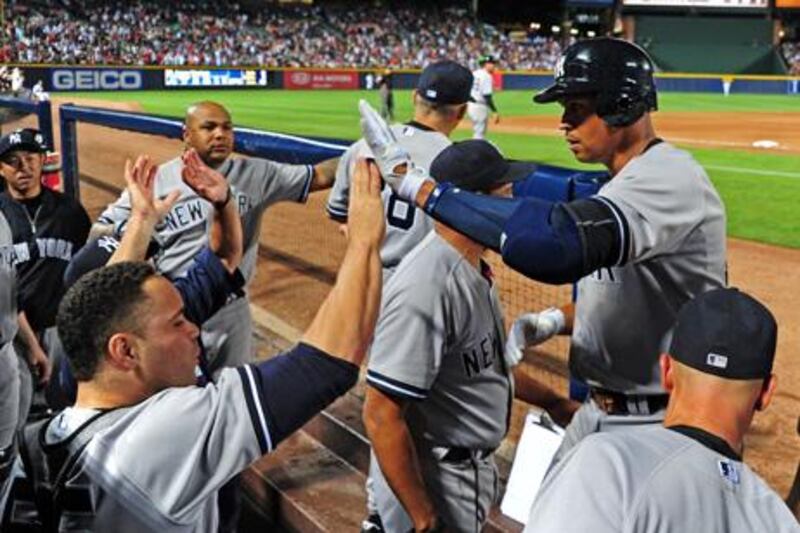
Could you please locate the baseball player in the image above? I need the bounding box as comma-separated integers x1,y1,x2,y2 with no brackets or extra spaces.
358,38,726,461
0,128,85,414
93,101,338,377
1,158,385,532
377,69,395,122
0,210,19,499
328,60,472,282
328,60,472,532
363,140,532,533
526,288,799,532
467,55,500,139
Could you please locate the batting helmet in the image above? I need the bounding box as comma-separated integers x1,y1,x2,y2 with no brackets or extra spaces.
533,38,658,127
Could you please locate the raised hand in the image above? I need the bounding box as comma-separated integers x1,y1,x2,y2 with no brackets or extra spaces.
348,158,386,249
125,155,180,223
358,100,433,202
181,148,231,206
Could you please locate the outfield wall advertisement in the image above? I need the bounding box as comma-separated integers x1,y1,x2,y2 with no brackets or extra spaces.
15,66,800,95
284,70,359,90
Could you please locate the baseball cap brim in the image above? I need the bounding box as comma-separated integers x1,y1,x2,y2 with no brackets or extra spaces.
0,141,46,160
533,84,565,104
503,161,536,183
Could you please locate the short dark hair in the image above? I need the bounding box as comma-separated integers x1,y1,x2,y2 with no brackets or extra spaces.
57,261,156,381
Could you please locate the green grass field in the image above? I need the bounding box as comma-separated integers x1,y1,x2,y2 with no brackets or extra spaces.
59,89,800,248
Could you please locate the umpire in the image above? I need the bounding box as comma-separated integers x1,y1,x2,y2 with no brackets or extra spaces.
526,288,799,532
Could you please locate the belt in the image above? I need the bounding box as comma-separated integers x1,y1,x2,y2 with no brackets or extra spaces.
433,446,495,463
590,388,669,416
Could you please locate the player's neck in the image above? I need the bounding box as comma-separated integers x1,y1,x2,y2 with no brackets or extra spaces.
413,113,456,136
74,376,151,410
607,116,657,176
663,399,748,455
434,222,484,267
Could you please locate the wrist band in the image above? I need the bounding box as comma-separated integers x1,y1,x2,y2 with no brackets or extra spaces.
397,166,430,202
214,187,232,210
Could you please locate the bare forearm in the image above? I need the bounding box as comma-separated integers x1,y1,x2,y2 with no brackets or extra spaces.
302,240,381,365
210,198,243,272
514,368,579,427
108,214,156,264
365,408,435,528
311,157,339,191
17,311,41,357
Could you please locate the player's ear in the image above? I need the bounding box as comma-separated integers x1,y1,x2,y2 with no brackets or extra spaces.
457,103,467,121
106,332,139,370
182,123,190,144
755,374,777,412
659,353,675,392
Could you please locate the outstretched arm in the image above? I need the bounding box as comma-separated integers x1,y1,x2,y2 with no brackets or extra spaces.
358,100,625,285
238,159,385,449
181,149,243,272
109,156,179,265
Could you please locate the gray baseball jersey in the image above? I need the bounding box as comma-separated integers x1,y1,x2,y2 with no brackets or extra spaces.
97,156,312,372
98,156,312,282
43,367,271,532
367,232,511,447
326,123,451,277
526,426,799,533
0,211,16,345
571,141,726,394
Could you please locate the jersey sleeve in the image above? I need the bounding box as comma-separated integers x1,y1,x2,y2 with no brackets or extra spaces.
81,343,357,526
598,165,705,265
366,279,449,400
525,435,626,533
326,140,370,222
252,158,313,207
79,368,269,526
326,144,357,222
95,188,132,233
171,247,245,326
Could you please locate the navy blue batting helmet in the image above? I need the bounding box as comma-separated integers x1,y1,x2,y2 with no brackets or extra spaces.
534,38,658,127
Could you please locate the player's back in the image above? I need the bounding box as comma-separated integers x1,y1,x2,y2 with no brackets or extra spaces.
528,426,799,533
327,123,451,278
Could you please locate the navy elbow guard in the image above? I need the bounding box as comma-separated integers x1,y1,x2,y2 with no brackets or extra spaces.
500,197,625,284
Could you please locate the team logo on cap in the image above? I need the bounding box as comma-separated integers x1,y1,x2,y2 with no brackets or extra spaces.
706,352,728,369
8,133,21,145
425,89,438,99
717,460,740,485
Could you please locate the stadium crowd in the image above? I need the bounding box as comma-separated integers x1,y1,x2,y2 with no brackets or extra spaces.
2,0,561,70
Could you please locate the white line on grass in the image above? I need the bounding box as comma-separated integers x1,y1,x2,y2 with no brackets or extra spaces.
705,165,800,179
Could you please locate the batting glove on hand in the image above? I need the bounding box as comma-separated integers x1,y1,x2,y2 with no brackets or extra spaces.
504,308,566,368
358,99,431,202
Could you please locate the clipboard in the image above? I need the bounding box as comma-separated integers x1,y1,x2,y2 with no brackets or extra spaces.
500,409,565,524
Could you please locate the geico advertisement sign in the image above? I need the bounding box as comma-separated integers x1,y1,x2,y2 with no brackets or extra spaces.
52,69,143,90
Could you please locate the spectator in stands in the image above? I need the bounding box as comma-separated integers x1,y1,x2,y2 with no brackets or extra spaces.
2,0,563,70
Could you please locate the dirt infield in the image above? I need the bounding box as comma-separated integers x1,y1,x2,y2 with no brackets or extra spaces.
35,98,800,497
470,111,800,154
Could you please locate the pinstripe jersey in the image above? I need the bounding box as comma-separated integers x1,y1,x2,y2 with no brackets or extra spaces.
98,156,312,282
570,141,726,394
326,123,451,278
366,232,512,449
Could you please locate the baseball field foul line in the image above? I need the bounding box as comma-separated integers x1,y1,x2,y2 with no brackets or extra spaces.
705,165,800,179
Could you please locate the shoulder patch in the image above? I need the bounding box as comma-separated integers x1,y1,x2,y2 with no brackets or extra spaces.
717,459,740,485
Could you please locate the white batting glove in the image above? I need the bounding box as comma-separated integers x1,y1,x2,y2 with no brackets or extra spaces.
358,99,431,201
504,308,566,368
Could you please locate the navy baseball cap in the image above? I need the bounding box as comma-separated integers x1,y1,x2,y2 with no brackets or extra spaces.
430,140,534,193
669,288,777,380
417,60,473,105
0,128,47,160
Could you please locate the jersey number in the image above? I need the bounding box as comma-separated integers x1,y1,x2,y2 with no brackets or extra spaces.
387,193,416,230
